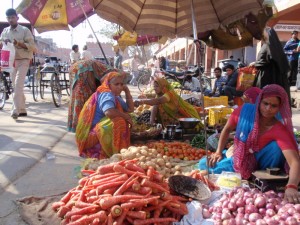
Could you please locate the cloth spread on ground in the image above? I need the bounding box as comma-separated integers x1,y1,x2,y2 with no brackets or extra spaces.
15,193,65,225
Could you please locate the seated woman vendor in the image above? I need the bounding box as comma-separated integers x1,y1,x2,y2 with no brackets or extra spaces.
134,77,202,128
199,84,300,203
76,71,134,159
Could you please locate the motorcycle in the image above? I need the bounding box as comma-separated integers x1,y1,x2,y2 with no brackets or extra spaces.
160,66,212,93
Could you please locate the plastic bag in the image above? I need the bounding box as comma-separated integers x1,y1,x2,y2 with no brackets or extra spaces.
216,171,242,189
236,66,256,91
1,42,15,73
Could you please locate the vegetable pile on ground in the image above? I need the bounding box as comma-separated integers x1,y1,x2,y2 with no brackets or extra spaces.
203,187,300,225
52,159,189,225
187,170,220,192
144,140,211,161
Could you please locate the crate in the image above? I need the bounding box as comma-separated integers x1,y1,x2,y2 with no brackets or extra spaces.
204,96,228,108
208,107,233,126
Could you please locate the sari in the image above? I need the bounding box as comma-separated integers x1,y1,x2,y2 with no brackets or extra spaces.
75,72,130,159
154,77,202,127
67,60,110,132
199,84,296,178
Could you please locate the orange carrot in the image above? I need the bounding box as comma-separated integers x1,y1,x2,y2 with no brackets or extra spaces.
107,213,113,225
113,208,128,225
65,205,100,219
74,201,95,208
153,173,164,183
111,205,123,217
96,163,117,174
103,187,119,195
78,177,88,187
92,218,100,225
134,186,152,195
81,169,95,175
113,173,138,196
91,174,128,186
126,210,147,219
113,164,146,177
146,166,155,180
121,196,160,210
141,178,169,193
100,195,144,210
96,181,126,195
125,163,145,173
133,217,177,225
60,190,74,204
57,206,71,218
52,201,65,211
132,181,141,191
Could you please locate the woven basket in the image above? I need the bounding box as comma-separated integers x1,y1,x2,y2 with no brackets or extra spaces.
131,124,162,140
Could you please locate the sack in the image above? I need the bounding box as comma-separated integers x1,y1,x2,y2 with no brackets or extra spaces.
1,42,15,72
236,66,257,91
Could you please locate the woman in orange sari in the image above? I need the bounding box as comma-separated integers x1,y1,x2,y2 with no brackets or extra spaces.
76,72,134,159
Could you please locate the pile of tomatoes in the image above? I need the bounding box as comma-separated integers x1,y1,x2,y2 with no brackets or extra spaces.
144,140,212,160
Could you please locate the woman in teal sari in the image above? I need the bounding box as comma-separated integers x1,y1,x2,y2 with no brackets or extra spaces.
199,84,300,203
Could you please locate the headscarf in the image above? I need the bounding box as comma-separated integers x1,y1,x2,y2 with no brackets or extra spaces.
233,84,296,178
154,77,201,125
76,71,124,153
243,87,261,103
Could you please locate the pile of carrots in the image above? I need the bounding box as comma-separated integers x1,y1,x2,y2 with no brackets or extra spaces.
188,170,220,192
144,141,212,161
52,159,189,225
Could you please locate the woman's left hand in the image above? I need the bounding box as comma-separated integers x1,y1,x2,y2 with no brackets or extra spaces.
285,187,300,203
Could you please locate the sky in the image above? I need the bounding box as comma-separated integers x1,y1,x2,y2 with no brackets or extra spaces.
0,0,113,49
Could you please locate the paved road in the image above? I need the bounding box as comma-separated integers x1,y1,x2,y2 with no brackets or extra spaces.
0,86,299,225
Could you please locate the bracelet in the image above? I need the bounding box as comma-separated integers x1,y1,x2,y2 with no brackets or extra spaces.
285,184,298,191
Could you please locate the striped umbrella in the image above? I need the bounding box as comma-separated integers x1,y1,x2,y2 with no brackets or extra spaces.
89,0,269,38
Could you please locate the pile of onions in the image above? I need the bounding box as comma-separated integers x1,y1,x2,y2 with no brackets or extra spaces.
204,187,300,225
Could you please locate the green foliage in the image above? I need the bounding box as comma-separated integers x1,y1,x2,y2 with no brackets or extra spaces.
190,132,206,149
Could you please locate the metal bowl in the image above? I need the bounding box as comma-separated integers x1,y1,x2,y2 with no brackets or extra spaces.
178,118,200,129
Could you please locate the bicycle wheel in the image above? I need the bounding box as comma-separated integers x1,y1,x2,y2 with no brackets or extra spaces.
32,71,39,102
137,74,151,92
0,73,7,110
50,73,62,107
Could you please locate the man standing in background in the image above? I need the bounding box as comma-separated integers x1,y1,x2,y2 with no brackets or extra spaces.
129,55,139,86
283,30,299,86
81,45,93,60
70,44,80,64
0,8,36,119
114,48,123,70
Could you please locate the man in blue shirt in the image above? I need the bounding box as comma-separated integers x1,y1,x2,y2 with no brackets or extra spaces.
283,30,299,86
205,67,227,96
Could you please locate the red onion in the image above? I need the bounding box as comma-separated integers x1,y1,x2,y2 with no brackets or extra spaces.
249,213,262,222
222,200,229,208
286,216,298,225
228,202,237,211
222,218,236,225
245,204,258,214
294,204,300,213
256,219,267,225
254,196,267,208
265,203,275,210
287,207,296,215
245,198,254,205
236,199,245,207
221,212,232,220
237,207,245,214
258,208,266,215
266,209,276,217
265,217,278,225
294,213,300,222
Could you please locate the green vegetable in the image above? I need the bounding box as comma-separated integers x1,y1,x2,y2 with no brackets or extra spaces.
190,132,206,149
294,131,300,138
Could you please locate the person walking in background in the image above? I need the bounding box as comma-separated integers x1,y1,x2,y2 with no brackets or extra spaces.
129,54,139,86
70,44,80,64
283,30,299,86
0,8,36,119
81,44,93,60
253,27,291,104
114,48,123,70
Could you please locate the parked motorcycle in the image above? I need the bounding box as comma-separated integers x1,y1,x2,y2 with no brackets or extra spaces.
161,66,211,93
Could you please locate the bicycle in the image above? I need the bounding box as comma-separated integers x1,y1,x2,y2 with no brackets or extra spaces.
0,70,13,110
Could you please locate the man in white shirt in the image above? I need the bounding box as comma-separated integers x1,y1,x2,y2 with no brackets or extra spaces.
184,75,201,92
81,45,93,60
129,55,139,86
70,44,80,64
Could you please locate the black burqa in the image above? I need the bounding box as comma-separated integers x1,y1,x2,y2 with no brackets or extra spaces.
254,27,291,104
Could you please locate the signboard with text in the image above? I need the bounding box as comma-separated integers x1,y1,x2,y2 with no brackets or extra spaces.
274,24,300,32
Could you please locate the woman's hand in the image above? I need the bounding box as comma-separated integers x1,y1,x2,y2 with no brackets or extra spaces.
208,152,223,167
124,114,133,127
285,187,300,203
123,84,130,93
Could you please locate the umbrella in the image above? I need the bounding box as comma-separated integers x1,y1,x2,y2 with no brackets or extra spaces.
16,0,94,33
89,0,269,38
113,30,167,50
198,7,274,50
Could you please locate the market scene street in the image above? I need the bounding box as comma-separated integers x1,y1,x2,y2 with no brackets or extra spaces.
1,0,300,225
